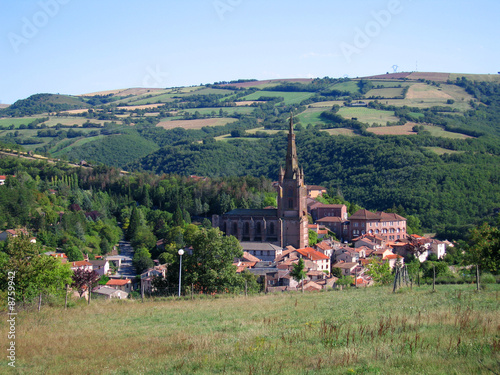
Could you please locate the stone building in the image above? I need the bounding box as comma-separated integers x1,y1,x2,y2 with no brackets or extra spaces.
213,115,308,249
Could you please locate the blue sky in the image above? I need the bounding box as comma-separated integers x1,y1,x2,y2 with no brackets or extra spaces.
1,0,499,104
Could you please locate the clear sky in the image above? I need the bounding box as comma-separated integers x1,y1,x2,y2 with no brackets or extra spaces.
1,0,499,104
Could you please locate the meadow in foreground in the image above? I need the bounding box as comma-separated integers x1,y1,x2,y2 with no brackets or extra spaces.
1,284,499,374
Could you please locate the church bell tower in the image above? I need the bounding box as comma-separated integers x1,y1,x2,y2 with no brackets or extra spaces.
277,114,308,248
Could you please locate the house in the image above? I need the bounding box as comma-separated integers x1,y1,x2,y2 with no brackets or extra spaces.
306,185,327,198
335,248,359,263
0,228,31,242
90,260,110,276
348,209,407,241
353,234,386,249
316,217,348,240
332,261,358,276
310,203,348,222
140,265,168,294
106,279,132,293
295,247,331,273
94,286,128,299
314,240,334,258
45,251,68,263
430,239,447,259
240,242,283,262
384,254,405,269
70,260,93,271
0,175,6,185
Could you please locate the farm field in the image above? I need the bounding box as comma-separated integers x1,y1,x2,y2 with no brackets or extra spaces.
241,91,315,105
51,135,107,156
4,285,498,374
0,117,43,128
41,117,119,127
297,107,328,126
366,122,417,136
449,73,500,82
329,80,360,93
337,107,399,125
423,147,464,155
365,87,405,98
156,117,237,130
323,128,358,136
309,100,345,108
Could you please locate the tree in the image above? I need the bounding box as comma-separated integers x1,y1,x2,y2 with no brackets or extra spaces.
133,247,154,274
71,269,100,299
464,222,500,274
181,227,243,294
337,275,354,287
0,235,72,302
365,259,392,285
290,258,307,292
308,230,318,246
65,245,84,262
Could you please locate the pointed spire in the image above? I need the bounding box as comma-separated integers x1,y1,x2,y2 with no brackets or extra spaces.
284,112,299,179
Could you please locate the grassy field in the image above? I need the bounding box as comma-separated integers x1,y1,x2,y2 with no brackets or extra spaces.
157,118,237,130
450,73,500,83
365,87,405,98
423,147,465,155
366,123,473,139
3,284,498,374
296,107,328,126
0,117,42,128
323,128,358,136
338,107,399,125
330,81,360,93
241,91,315,105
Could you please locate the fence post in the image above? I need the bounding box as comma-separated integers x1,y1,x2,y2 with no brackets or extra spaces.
476,264,480,291
392,267,399,293
432,265,436,292
65,284,69,309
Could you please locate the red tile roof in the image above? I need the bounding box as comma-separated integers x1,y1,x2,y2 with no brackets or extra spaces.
106,279,131,286
71,261,92,267
296,247,330,261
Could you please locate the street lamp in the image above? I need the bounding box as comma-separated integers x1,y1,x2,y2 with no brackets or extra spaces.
178,249,184,297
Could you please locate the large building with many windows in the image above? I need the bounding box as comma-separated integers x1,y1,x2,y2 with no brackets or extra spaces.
348,209,406,241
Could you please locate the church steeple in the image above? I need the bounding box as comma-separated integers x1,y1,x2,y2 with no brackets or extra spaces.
284,113,299,179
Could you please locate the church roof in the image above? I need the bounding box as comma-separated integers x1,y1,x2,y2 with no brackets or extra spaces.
240,242,283,252
224,209,278,217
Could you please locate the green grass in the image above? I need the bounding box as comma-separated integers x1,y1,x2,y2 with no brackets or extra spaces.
3,284,498,374
330,80,360,93
323,128,359,136
241,91,315,105
365,87,405,98
450,73,500,83
0,117,42,128
421,125,473,139
297,107,329,126
423,147,465,155
338,107,399,125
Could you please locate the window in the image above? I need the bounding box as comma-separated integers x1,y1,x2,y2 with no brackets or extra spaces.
354,222,358,227
287,188,293,197
288,199,294,209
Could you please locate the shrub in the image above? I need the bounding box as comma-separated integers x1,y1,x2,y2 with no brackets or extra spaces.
480,273,496,284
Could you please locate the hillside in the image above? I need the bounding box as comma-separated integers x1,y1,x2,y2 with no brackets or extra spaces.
1,72,500,235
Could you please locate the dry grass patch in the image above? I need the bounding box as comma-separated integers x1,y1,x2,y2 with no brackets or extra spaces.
368,122,417,135
323,128,358,136
157,118,236,130
406,83,453,100
117,104,165,111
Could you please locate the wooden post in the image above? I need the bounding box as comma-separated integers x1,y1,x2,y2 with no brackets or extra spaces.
65,284,69,309
245,280,248,297
38,293,42,312
191,283,194,300
432,265,436,292
392,267,399,293
476,264,480,291
355,268,358,288
418,271,420,287
141,282,144,302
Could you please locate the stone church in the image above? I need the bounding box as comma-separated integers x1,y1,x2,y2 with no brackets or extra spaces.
212,115,309,249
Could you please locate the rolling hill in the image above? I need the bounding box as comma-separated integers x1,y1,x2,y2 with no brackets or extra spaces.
1,72,500,235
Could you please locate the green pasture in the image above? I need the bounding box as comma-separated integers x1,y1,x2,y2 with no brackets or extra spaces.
6,284,498,374
338,107,399,125
241,91,315,105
